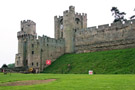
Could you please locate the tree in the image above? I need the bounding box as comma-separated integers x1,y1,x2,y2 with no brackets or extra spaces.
130,9,135,20
111,7,127,23
8,63,15,68
1,64,8,69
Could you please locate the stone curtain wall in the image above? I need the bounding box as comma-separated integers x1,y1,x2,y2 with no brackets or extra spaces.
34,35,65,70
75,20,135,53
26,35,65,70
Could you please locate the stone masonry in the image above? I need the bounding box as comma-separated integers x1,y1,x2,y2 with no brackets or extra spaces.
15,6,135,71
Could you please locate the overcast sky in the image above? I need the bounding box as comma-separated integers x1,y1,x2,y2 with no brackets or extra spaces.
0,0,135,67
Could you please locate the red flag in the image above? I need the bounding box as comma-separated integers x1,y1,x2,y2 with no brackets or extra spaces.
46,60,51,65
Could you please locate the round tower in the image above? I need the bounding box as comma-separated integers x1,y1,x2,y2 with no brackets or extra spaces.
21,20,37,36
63,6,75,53
15,20,37,67
17,20,37,53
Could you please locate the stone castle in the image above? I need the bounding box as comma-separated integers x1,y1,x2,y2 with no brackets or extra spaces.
15,6,135,71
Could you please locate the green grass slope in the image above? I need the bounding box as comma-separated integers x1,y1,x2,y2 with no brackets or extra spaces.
43,48,135,74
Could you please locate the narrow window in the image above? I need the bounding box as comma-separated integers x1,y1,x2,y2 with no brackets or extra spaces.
17,61,19,65
41,49,43,52
18,57,20,61
32,44,34,48
75,29,77,32
21,28,23,31
32,62,34,66
61,32,63,38
37,62,38,66
32,51,34,54
26,60,28,65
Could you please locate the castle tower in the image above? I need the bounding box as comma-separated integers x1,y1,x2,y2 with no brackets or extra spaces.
63,6,76,53
15,20,37,67
21,20,37,36
54,6,87,53
54,16,63,39
75,13,87,30
82,13,87,28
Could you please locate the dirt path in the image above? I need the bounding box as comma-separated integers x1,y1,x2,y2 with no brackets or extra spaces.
0,79,56,86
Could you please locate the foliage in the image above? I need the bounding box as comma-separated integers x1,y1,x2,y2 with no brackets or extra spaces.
130,9,135,20
1,64,8,69
0,73,135,90
111,7,127,23
130,15,135,20
7,63,15,68
43,48,135,74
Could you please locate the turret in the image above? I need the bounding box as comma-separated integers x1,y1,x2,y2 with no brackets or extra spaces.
15,20,37,67
54,16,63,39
75,13,87,30
21,20,37,36
54,6,87,53
63,6,75,53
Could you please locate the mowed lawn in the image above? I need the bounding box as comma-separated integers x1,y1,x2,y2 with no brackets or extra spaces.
0,73,135,90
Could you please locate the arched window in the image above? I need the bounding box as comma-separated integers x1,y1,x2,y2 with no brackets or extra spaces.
60,24,63,30
75,18,80,24
60,19,63,30
60,19,63,24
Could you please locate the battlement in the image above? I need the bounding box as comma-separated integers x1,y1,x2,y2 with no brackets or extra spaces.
75,12,87,17
21,20,36,25
63,10,69,14
17,31,25,36
69,5,75,11
76,19,135,34
38,35,65,44
17,31,37,39
63,6,75,15
54,16,63,21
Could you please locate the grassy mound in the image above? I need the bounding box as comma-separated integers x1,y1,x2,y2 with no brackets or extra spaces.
43,48,135,74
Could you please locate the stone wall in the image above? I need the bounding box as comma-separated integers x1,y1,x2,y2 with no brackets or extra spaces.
37,35,65,70
22,35,65,71
75,20,135,53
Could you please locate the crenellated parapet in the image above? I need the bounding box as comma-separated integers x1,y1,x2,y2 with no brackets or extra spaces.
75,13,87,19
63,6,75,16
54,16,63,21
76,19,135,34
38,35,65,44
18,20,37,40
17,31,37,40
21,20,36,25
